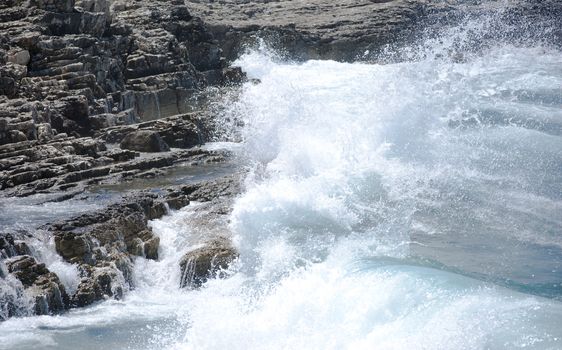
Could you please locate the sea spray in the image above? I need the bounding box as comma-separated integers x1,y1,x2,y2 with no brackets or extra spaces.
1,11,561,350
176,24,562,348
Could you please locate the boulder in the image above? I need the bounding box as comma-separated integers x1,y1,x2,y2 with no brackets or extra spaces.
7,50,30,66
29,274,68,315
8,130,27,143
179,239,238,288
120,130,170,152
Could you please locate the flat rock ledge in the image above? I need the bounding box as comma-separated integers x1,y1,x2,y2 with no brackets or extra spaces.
186,0,562,62
0,112,227,198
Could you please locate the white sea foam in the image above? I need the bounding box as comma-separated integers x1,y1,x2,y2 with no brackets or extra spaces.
2,16,562,350
174,42,562,348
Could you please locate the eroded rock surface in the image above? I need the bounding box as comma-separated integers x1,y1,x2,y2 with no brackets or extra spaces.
0,112,228,198
186,0,562,61
5,254,69,315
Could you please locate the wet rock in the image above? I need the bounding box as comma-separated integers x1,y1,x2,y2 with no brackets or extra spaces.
72,265,125,307
46,191,189,306
143,236,160,260
54,233,94,264
6,255,45,287
179,238,238,288
0,233,32,259
120,130,170,153
180,173,242,202
29,273,69,315
5,255,69,315
0,234,17,258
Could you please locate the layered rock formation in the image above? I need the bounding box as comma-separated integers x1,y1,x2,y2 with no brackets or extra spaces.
186,0,562,61
0,0,243,148
0,0,243,318
0,112,229,198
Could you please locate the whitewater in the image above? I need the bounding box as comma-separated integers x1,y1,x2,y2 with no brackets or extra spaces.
1,22,562,350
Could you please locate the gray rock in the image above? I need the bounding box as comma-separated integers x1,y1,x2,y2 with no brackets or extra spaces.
120,130,170,153
30,0,76,13
0,233,32,259
7,50,30,66
37,123,54,142
8,130,27,143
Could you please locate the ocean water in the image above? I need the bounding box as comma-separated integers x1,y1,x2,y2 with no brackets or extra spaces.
1,18,562,350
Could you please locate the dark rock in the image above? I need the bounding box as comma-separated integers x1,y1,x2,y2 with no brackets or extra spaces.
179,238,238,288
120,130,170,153
143,236,159,260
30,0,75,13
171,6,192,21
6,255,47,287
181,174,241,202
4,255,70,315
55,233,94,264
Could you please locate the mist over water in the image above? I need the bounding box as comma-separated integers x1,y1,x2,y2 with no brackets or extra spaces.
2,13,562,350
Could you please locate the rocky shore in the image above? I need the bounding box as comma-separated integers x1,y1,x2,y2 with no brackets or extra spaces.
1,0,561,320
0,0,245,320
